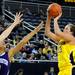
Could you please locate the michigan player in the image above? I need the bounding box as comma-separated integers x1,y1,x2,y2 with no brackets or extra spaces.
0,12,44,75
45,6,75,75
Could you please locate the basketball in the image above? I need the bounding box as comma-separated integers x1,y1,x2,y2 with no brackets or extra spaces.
48,3,62,18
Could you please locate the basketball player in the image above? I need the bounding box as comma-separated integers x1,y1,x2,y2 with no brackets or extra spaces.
0,12,23,75
0,13,44,75
45,6,75,75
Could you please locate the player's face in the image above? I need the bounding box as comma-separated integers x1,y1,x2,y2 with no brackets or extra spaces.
63,25,71,33
0,41,6,51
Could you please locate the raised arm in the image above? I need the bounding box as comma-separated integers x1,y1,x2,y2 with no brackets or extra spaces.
45,6,61,43
0,12,23,41
8,21,44,60
54,13,74,41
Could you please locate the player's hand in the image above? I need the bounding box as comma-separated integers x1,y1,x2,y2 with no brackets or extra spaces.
47,5,52,18
54,12,62,21
47,4,52,12
35,21,44,33
13,12,23,25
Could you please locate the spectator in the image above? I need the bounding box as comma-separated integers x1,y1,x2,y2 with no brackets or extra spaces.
37,40,45,49
36,48,46,60
22,52,27,59
14,52,23,59
43,44,52,59
14,69,24,75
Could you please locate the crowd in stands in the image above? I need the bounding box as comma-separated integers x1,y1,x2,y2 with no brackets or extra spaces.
0,7,58,62
5,37,57,61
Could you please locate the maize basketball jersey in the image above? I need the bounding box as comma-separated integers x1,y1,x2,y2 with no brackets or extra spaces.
58,40,75,75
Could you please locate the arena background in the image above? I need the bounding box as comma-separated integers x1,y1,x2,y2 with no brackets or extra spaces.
0,0,75,75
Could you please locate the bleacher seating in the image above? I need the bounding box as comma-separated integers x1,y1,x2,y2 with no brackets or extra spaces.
4,1,75,43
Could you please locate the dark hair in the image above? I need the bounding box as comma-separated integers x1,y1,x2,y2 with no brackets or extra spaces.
70,24,75,37
14,69,23,75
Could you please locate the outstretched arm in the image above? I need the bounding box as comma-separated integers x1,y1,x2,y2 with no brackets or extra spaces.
45,6,61,43
54,13,74,41
0,12,23,41
8,21,44,60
